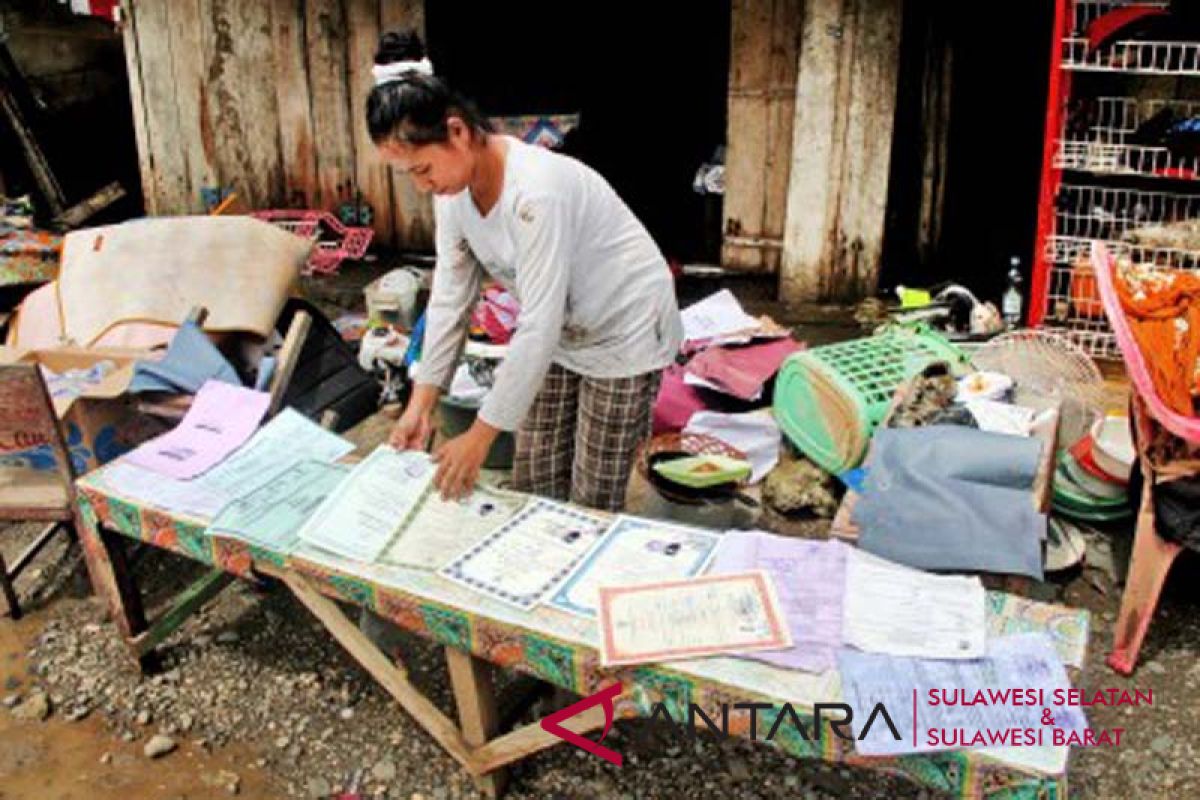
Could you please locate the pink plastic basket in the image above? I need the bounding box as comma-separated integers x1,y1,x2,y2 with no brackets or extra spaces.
1094,241,1200,443
251,210,373,276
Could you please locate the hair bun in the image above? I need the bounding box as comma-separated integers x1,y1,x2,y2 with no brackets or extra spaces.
376,29,425,65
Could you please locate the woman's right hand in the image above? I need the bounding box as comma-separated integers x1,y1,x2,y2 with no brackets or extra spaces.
389,384,439,451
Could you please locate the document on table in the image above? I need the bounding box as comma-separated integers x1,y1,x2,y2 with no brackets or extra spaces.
206,460,349,553
123,381,270,480
200,408,354,496
843,548,986,659
549,516,721,618
440,499,607,611
379,484,528,570
295,446,434,563
97,461,230,520
597,571,792,666
708,530,847,672
838,633,1087,773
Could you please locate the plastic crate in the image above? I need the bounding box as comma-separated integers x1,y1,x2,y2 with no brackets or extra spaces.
773,326,968,474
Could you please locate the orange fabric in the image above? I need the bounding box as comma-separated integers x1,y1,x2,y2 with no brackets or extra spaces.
1115,266,1200,416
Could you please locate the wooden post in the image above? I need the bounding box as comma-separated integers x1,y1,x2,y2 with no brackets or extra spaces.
446,647,507,798
780,0,904,303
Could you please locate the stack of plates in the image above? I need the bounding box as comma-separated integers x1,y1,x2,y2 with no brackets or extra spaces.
1051,415,1135,523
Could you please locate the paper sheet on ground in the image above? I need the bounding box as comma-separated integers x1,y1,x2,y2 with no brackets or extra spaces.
296,447,434,563
597,571,791,666
709,530,846,672
206,460,349,553
549,516,721,618
843,548,986,659
680,289,759,342
838,633,1086,773
123,381,270,479
440,499,607,610
684,410,781,483
380,484,527,570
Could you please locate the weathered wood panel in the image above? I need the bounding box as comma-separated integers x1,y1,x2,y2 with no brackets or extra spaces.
123,0,431,248
120,0,155,213
166,0,216,212
270,0,318,208
305,0,355,212
781,0,903,303
722,0,801,273
126,0,192,213
381,0,434,248
347,0,395,243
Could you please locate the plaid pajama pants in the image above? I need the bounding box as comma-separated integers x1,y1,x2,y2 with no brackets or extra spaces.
511,363,662,512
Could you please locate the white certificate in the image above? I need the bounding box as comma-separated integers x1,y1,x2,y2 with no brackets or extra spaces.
439,499,606,611
843,548,986,659
296,446,434,563
379,484,527,570
598,571,792,666
549,516,720,618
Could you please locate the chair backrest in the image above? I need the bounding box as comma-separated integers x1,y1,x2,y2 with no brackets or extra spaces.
0,364,76,487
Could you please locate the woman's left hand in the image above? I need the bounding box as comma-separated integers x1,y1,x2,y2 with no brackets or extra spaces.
431,422,499,500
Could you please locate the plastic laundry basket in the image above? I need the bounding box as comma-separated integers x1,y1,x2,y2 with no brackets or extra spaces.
773,326,968,474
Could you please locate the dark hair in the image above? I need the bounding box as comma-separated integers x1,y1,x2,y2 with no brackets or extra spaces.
367,30,493,146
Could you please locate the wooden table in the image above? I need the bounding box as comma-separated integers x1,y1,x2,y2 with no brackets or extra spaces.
72,467,1075,799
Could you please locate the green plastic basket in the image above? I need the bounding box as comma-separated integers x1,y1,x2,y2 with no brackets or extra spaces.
773,326,968,474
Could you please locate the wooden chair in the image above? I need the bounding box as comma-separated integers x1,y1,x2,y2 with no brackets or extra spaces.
0,363,79,619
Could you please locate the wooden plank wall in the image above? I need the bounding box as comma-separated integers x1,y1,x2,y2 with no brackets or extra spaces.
780,0,904,303
721,0,802,273
121,0,431,249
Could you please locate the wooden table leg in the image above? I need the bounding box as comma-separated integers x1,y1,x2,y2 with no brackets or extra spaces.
446,647,508,798
74,509,159,673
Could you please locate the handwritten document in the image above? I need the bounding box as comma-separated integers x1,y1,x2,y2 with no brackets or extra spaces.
709,530,847,672
843,548,986,659
207,460,348,553
838,633,1086,773
440,499,607,611
296,447,434,563
380,484,527,570
550,516,720,618
124,381,270,479
597,571,791,666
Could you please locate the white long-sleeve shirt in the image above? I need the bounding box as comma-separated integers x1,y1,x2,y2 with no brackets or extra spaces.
412,137,683,432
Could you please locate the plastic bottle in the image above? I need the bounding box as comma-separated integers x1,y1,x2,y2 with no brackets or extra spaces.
1002,257,1024,329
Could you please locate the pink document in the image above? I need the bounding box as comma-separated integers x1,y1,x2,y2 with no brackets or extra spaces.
123,380,270,480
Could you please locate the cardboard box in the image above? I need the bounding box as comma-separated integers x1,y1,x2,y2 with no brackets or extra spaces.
0,346,168,474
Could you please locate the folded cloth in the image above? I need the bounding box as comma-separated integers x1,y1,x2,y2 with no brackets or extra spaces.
685,337,800,401
129,320,241,394
853,425,1046,579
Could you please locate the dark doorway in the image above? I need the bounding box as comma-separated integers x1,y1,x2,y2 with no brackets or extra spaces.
883,4,1056,307
424,2,731,264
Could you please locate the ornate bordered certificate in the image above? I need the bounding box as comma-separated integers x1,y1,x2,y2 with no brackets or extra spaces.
549,516,721,618
438,499,607,611
597,571,791,666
